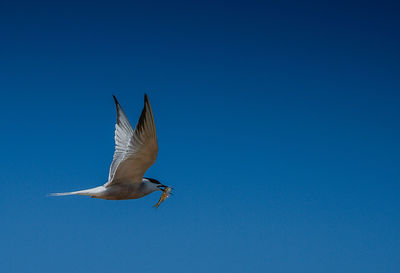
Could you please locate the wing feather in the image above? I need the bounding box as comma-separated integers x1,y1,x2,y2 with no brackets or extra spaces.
104,94,158,187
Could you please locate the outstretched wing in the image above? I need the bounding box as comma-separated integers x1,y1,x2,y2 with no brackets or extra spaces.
104,94,158,187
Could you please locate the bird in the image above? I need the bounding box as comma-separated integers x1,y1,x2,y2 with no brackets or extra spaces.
50,94,172,208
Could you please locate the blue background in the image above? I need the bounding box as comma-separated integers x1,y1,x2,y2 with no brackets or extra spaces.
1,0,400,272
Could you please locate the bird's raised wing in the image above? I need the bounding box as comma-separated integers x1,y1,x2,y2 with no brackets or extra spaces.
104,95,158,187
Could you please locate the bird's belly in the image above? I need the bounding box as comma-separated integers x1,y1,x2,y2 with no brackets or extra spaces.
94,183,153,200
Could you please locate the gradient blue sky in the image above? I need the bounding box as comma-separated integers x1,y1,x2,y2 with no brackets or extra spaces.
1,0,400,272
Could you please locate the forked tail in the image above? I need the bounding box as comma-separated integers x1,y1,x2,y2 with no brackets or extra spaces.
48,186,104,197
48,191,85,197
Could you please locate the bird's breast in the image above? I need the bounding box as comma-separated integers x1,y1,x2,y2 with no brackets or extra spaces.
99,182,155,200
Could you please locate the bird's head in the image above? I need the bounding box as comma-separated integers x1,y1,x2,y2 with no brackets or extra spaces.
144,177,173,208
145,177,165,189
144,177,173,192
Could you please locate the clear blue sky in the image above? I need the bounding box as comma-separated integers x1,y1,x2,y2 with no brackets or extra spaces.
1,0,399,272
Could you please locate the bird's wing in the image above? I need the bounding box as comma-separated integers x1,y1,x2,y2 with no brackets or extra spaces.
104,95,158,187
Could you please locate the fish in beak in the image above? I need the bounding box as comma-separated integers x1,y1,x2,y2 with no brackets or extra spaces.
153,186,172,208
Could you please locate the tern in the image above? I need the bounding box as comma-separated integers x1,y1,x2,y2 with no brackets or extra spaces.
51,94,172,208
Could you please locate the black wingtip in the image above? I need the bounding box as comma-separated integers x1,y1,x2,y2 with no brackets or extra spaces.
112,95,119,105
144,93,149,104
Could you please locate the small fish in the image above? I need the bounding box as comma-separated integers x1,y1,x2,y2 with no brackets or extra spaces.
154,187,172,208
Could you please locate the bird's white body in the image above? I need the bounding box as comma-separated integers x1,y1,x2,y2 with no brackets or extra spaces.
50,95,171,206
51,178,160,200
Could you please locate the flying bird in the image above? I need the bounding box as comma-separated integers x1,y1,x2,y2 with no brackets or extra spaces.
51,94,172,208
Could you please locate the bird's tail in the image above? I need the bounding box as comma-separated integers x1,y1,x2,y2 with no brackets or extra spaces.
48,187,103,197
48,191,83,197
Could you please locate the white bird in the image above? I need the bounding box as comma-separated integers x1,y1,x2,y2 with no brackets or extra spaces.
50,94,172,208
